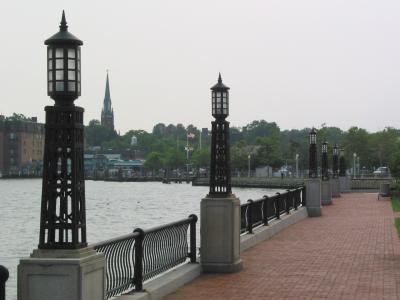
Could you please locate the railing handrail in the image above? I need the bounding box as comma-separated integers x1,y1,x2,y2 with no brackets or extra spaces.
92,214,198,299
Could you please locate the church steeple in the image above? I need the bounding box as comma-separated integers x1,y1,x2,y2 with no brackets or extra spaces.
101,71,114,130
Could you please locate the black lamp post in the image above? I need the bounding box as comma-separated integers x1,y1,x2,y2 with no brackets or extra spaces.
209,73,231,196
339,148,346,176
309,128,317,178
39,11,86,249
332,144,339,179
321,141,329,181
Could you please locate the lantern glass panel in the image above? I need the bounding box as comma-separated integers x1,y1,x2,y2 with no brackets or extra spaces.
48,82,53,92
68,82,76,92
55,70,64,80
48,48,53,59
77,60,80,71
68,49,75,58
55,48,64,58
48,60,53,70
55,82,64,92
68,59,75,69
48,71,53,80
78,83,81,93
68,71,75,80
77,71,81,81
55,59,63,69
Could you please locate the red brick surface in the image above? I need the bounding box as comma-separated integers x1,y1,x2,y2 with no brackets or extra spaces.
166,193,400,299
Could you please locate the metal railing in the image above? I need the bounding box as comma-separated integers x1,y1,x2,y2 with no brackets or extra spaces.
0,265,9,300
240,187,306,234
92,214,197,299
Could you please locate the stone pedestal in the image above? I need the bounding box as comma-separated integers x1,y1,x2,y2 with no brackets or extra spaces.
18,247,106,300
304,179,322,217
200,194,243,273
331,178,340,197
339,176,350,193
321,180,332,205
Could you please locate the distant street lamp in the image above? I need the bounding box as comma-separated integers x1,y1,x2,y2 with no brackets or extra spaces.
357,157,360,177
309,128,317,178
332,144,339,179
209,73,231,195
248,154,251,178
321,141,329,181
353,153,357,179
339,148,346,176
295,153,299,178
39,11,86,249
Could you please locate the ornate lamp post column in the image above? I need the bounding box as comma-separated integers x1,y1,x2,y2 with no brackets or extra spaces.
201,74,242,273
18,12,105,300
321,141,329,181
332,144,339,179
339,148,346,176
309,128,317,178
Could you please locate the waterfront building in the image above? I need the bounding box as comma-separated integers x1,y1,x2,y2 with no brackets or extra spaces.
101,72,115,130
0,115,44,176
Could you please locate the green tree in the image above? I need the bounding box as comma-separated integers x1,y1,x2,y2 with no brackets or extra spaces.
144,152,164,170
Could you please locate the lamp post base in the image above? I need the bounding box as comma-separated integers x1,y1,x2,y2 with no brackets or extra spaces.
331,178,341,197
18,247,106,300
321,180,332,205
305,179,322,217
200,194,243,273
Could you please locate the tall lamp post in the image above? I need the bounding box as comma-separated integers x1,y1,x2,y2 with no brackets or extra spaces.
201,73,242,273
18,11,105,299
332,144,339,179
353,153,357,179
295,153,299,178
321,141,329,181
309,128,317,178
247,154,251,178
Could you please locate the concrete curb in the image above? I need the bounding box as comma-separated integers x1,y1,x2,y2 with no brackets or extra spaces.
240,207,308,252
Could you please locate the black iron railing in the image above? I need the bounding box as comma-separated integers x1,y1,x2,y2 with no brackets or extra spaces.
92,214,197,299
241,187,305,234
0,265,9,300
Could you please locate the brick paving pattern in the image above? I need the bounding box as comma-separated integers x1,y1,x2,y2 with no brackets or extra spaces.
165,193,400,299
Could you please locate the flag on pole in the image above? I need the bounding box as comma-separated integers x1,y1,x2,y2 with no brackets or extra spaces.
187,133,195,139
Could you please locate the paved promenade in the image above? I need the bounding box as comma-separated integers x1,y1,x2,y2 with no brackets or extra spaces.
166,193,400,299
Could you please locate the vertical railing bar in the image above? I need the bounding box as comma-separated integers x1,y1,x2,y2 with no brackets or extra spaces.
189,214,198,263
133,228,144,292
0,265,9,300
247,199,254,234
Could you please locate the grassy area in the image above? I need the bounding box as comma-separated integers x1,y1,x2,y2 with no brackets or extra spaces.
395,218,400,237
391,196,400,212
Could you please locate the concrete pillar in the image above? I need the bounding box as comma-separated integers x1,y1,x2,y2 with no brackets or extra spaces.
339,176,350,193
331,178,340,197
200,194,243,273
18,247,106,300
321,180,332,205
304,179,322,217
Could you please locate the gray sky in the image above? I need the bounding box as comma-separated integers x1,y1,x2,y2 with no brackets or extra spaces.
1,0,400,133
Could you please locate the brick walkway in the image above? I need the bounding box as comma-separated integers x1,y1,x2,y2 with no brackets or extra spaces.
165,193,400,299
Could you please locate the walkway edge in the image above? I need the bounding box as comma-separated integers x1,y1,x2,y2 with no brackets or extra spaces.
240,207,308,252
117,263,202,300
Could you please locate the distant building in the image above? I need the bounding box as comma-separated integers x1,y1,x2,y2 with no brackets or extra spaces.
101,72,114,130
0,116,45,176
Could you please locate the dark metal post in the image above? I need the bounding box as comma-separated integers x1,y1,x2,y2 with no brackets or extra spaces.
133,228,144,291
275,193,281,219
294,189,299,210
39,11,87,249
309,128,318,178
339,148,346,176
285,190,291,214
332,144,339,179
321,141,329,181
247,200,254,234
0,265,9,300
208,74,231,196
189,214,198,263
301,186,306,206
262,195,269,226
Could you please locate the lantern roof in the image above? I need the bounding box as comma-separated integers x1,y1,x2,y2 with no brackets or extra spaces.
45,10,83,46
310,127,317,135
211,73,230,91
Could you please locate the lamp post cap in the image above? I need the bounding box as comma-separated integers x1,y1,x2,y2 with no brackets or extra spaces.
211,73,230,90
45,10,83,46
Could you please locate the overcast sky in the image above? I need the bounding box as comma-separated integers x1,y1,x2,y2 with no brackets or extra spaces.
1,0,400,133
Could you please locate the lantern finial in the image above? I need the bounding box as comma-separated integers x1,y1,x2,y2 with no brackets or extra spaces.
60,10,68,31
218,72,222,83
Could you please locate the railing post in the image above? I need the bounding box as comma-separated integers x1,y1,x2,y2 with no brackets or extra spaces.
302,186,306,206
247,199,254,234
286,189,291,214
262,195,269,226
0,265,9,300
189,214,198,263
133,228,145,292
294,189,299,210
275,193,281,219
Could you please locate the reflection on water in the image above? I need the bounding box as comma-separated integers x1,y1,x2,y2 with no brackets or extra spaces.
0,179,280,299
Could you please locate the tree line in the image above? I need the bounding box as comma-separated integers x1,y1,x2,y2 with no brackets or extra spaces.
85,119,400,176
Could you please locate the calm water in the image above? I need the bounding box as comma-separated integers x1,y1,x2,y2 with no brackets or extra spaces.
0,179,280,299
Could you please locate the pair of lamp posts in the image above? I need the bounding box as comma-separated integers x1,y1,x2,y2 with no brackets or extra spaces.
308,129,341,181
39,12,232,250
